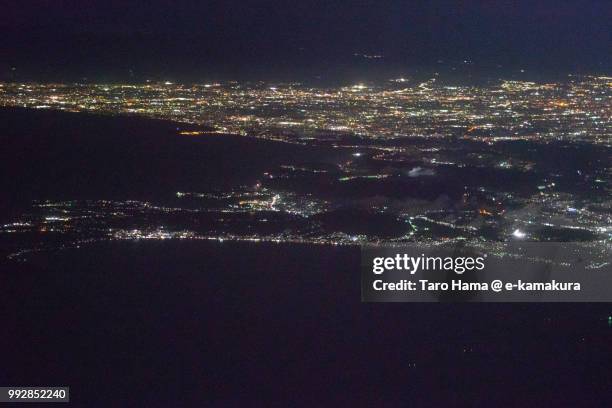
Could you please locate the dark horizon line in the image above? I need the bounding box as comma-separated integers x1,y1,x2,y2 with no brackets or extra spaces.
2,69,611,86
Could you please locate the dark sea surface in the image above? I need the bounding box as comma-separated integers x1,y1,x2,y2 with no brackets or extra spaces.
1,107,611,406
1,241,611,406
0,107,350,221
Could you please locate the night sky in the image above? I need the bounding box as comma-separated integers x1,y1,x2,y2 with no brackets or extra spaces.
2,1,611,81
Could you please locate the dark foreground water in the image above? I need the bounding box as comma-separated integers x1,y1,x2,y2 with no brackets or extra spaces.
1,241,610,406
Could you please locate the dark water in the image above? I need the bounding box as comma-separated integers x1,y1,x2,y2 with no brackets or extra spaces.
0,107,351,221
1,241,611,406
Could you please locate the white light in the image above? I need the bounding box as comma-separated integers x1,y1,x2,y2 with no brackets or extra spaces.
353,152,362,157
512,229,527,239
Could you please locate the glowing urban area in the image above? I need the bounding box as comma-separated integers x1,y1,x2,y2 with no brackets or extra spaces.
1,76,610,265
